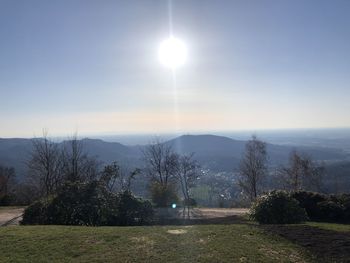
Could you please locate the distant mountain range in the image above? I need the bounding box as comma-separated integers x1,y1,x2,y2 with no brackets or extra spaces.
0,135,348,181
166,135,348,172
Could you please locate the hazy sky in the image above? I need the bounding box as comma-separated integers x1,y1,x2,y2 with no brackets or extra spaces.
1,0,350,137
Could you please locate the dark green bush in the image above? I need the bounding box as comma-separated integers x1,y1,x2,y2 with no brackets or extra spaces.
290,191,328,221
250,190,308,224
290,191,350,222
46,181,114,225
114,191,154,225
250,190,350,224
21,181,153,226
317,201,344,222
21,198,51,225
338,194,350,222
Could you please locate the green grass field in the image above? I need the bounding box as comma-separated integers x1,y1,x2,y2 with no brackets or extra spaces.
0,224,312,263
307,222,350,232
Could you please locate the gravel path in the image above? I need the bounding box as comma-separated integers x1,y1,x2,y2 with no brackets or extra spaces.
154,207,249,225
0,207,24,226
196,208,248,218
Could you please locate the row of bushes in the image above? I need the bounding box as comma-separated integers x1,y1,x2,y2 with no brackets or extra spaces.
250,190,350,224
21,181,153,226
291,191,350,223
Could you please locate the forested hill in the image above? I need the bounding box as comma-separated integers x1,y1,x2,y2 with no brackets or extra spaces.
0,135,348,181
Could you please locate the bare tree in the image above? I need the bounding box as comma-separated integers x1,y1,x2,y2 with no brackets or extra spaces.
100,161,140,192
142,139,179,207
119,166,140,192
27,131,62,197
279,151,324,192
238,135,268,202
0,165,15,198
142,139,178,187
100,162,120,192
61,134,100,183
175,153,200,218
61,134,83,182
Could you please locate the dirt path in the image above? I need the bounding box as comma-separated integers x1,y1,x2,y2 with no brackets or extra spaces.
262,224,350,263
154,207,249,225
195,208,248,218
0,207,24,226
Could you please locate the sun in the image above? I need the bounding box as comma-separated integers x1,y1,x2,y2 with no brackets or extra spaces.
158,37,187,69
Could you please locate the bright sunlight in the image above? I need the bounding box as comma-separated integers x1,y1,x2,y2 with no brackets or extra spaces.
158,37,188,69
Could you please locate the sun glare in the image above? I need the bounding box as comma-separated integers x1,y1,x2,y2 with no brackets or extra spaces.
158,37,187,69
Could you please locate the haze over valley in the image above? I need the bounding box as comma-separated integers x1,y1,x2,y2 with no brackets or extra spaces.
2,1,350,262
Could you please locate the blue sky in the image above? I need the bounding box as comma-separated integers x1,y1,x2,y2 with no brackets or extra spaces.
1,0,350,137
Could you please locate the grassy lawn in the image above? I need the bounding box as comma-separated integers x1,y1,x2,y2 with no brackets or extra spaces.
0,224,312,263
307,222,350,232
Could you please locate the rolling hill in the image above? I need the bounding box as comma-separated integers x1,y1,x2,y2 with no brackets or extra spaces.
0,135,348,180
